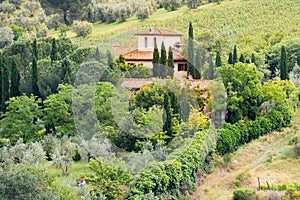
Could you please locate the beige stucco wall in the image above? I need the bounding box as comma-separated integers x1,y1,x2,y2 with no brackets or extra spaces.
137,35,181,51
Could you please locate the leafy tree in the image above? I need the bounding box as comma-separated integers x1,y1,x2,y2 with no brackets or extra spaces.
160,42,167,78
163,0,181,11
1,59,9,112
31,57,40,97
0,95,41,144
85,158,131,199
73,20,93,37
233,45,238,64
239,54,245,63
187,22,195,78
187,0,202,9
216,51,222,67
167,46,174,77
228,52,233,64
0,27,14,49
152,41,160,77
10,58,20,97
163,94,172,141
280,45,289,80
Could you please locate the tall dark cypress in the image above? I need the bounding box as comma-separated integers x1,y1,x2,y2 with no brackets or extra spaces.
0,53,3,111
195,48,203,79
167,46,174,78
216,51,222,67
239,54,245,63
280,45,288,80
228,52,233,64
163,94,172,141
10,58,20,97
152,41,160,77
160,42,167,78
251,53,256,64
169,91,181,121
208,55,215,80
106,50,114,69
32,39,38,59
233,45,237,64
187,22,195,77
50,38,57,64
1,59,9,112
31,57,40,97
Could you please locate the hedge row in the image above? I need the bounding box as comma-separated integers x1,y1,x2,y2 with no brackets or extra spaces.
127,128,218,199
216,103,294,155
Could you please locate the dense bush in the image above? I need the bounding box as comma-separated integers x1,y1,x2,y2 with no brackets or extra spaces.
216,103,293,155
127,128,218,199
73,20,93,37
233,188,256,200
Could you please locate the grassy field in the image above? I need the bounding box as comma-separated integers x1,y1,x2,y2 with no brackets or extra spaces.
192,110,300,200
49,0,300,55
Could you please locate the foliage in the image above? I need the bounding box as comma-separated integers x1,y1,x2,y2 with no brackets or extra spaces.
280,45,289,80
187,0,202,9
163,0,182,11
73,20,93,37
233,188,256,200
85,157,131,199
0,95,42,144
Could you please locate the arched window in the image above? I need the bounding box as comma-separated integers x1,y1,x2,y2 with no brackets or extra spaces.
144,37,148,48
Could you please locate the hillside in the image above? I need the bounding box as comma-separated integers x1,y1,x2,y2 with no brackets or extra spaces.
49,0,300,55
192,110,300,200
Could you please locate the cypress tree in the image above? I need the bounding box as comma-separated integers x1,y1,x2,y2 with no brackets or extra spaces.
233,45,237,64
216,51,222,67
10,58,20,97
1,59,9,112
32,39,38,59
169,91,181,121
0,53,3,111
107,50,114,69
187,22,195,78
163,94,172,141
50,38,57,63
95,47,101,61
251,53,256,64
195,48,203,79
152,41,160,77
167,46,174,78
160,42,167,78
228,52,233,64
239,54,245,63
31,57,40,97
208,55,215,80
280,45,288,80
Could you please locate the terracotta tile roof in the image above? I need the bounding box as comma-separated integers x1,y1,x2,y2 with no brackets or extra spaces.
136,28,183,36
123,49,186,62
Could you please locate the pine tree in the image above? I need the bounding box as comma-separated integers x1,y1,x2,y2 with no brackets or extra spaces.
1,58,9,112
152,41,160,77
208,55,215,80
216,51,222,67
228,52,233,64
167,46,174,78
163,94,172,141
251,53,256,64
50,38,57,63
233,45,238,64
160,42,167,78
10,58,20,97
280,45,288,80
239,54,245,63
187,22,195,77
195,48,204,79
31,57,40,97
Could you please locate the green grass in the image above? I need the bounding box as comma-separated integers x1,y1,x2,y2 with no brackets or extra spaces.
48,0,300,56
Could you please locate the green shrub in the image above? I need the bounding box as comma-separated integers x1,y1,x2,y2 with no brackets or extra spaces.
233,188,256,200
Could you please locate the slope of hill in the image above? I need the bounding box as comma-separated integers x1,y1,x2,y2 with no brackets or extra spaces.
49,0,300,54
192,110,300,200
